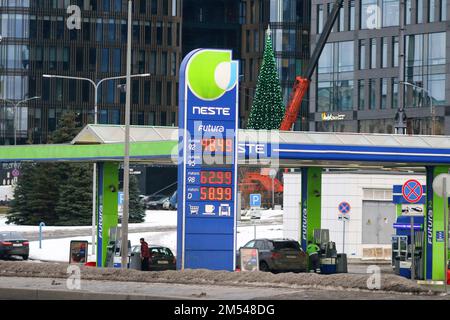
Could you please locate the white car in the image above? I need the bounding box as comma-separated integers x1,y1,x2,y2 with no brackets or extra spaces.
162,198,171,210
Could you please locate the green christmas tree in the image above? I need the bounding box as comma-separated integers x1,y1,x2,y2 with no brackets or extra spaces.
129,175,145,223
247,26,285,130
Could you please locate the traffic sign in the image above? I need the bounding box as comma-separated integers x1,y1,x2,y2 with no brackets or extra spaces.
402,179,423,204
401,204,424,216
432,174,450,198
338,202,351,214
250,194,261,208
11,169,20,177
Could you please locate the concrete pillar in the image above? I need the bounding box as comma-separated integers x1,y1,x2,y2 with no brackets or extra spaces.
96,162,119,267
300,167,322,250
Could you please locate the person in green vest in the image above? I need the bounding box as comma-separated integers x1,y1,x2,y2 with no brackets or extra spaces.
306,241,321,273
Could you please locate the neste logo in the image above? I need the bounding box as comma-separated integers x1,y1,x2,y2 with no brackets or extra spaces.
186,49,238,101
192,106,230,116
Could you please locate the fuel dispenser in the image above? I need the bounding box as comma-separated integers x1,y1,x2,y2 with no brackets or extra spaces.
105,227,131,268
392,216,424,279
313,229,347,274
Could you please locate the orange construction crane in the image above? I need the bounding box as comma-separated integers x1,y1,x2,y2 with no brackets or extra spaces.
279,0,345,131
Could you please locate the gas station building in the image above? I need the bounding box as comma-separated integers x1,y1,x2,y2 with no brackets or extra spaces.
0,125,450,281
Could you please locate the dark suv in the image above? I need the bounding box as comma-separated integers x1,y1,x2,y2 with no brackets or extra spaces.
237,238,307,273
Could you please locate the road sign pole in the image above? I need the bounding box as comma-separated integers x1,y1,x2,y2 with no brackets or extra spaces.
342,219,345,253
411,216,415,280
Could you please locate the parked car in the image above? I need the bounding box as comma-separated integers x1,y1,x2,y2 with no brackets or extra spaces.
236,238,308,273
145,195,170,210
130,245,176,271
0,231,29,260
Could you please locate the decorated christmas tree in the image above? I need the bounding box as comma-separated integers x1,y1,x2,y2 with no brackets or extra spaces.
247,26,285,130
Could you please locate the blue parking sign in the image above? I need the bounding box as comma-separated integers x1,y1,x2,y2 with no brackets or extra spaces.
118,192,124,205
250,194,261,208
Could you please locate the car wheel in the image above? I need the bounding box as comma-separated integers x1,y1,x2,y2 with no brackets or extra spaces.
22,255,29,261
259,261,270,272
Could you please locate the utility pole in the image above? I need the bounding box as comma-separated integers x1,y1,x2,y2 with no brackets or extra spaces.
121,0,132,269
398,0,406,132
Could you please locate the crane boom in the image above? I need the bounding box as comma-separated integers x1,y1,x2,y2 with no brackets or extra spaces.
279,0,345,131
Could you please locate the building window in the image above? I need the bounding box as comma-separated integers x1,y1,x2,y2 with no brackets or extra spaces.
369,79,376,109
172,0,177,16
317,4,324,33
392,36,399,67
140,0,146,14
417,0,424,23
361,0,377,29
406,0,412,23
338,42,354,72
101,48,109,72
349,0,355,30
370,38,376,69
359,40,366,69
337,80,354,110
96,18,103,42
151,0,157,15
156,81,162,105
381,78,387,109
132,79,139,104
148,112,155,125
441,0,447,20
429,0,436,22
381,38,388,68
145,22,151,44
144,80,150,104
317,41,354,112
156,22,162,45
338,6,345,31
392,78,399,108
382,0,399,26
76,47,84,72
359,80,365,110
112,48,121,73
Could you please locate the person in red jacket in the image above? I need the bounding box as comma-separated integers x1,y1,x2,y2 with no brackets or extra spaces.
140,238,150,271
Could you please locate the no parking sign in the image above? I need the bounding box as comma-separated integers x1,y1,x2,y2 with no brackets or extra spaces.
402,179,423,204
338,201,350,221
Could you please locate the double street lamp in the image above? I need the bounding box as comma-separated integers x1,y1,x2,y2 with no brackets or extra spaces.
0,96,40,145
400,81,436,135
43,72,150,258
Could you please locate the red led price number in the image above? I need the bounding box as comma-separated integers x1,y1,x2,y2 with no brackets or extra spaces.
201,138,233,153
200,187,232,201
200,171,232,185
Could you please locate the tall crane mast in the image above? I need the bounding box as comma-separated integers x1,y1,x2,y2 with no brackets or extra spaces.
279,0,345,131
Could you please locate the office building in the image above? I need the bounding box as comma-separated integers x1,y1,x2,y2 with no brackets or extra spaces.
309,0,449,134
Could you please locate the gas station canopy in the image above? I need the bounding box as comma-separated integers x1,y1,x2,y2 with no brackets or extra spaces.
0,124,450,171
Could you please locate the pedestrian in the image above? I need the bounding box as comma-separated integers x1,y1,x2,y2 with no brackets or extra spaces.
140,238,150,271
306,240,321,273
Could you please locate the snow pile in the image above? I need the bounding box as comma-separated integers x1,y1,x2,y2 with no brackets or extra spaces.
0,261,435,295
27,223,282,262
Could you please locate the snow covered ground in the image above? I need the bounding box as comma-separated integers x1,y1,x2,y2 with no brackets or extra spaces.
27,224,283,262
0,210,176,232
1,209,283,262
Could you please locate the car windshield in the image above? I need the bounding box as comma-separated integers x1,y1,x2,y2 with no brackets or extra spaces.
150,247,174,257
273,241,300,250
0,232,24,240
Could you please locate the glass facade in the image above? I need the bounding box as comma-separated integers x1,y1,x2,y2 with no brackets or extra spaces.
312,0,448,135
317,41,354,112
0,0,182,144
405,32,446,107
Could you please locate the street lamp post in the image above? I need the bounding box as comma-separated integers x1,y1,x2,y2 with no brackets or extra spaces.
400,81,436,135
0,96,40,145
121,0,133,270
43,72,149,259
